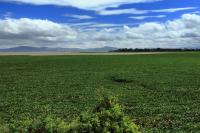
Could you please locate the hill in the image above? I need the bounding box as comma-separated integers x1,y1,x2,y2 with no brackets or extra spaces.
0,46,118,52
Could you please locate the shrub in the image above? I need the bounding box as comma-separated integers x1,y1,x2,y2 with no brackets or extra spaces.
66,96,140,133
0,121,9,133
8,97,140,133
9,114,69,133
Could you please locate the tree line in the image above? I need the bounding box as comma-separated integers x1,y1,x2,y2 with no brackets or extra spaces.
110,48,200,52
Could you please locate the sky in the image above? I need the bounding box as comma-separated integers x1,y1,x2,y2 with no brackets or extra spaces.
0,0,200,49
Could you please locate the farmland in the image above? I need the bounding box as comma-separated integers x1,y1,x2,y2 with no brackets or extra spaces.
0,52,200,132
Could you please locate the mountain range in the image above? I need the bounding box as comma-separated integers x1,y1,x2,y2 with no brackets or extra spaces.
0,46,118,52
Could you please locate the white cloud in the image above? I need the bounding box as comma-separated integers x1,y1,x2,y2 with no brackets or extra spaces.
192,11,200,14
153,7,198,13
2,0,197,17
0,18,77,47
65,22,139,32
63,14,94,19
98,7,197,15
130,15,166,20
1,14,200,48
98,8,148,15
76,13,200,48
2,0,161,10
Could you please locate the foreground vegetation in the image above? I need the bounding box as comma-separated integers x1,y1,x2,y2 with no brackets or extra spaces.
0,52,200,132
3,97,140,133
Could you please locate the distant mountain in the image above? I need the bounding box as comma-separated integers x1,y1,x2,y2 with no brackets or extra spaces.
82,47,118,52
0,46,118,52
0,46,48,52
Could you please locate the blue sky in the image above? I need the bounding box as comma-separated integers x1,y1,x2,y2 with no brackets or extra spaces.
0,0,200,48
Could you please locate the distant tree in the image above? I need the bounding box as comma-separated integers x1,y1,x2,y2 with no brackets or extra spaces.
110,48,200,52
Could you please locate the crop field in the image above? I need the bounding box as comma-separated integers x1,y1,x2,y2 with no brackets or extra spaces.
0,52,200,132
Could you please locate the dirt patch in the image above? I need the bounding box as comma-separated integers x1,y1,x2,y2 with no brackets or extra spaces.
109,75,150,89
110,76,133,83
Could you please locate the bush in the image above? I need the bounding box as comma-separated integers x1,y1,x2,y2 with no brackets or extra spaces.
7,97,140,133
67,96,140,133
9,114,69,133
0,121,9,133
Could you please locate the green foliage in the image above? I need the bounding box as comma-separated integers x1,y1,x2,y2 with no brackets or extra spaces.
67,97,140,133
0,121,9,133
6,97,140,133
9,113,69,133
1,53,200,132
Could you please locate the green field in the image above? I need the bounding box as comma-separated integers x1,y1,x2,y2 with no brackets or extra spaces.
0,52,200,132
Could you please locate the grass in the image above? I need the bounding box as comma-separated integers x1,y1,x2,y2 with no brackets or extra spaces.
0,52,200,132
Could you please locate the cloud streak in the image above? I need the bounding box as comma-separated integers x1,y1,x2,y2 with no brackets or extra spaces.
1,0,162,10
153,7,198,13
129,15,166,20
98,7,197,15
63,14,94,20
2,12,13,18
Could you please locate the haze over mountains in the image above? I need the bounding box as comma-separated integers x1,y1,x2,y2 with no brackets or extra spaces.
0,46,118,52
